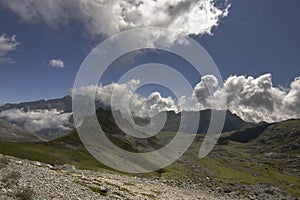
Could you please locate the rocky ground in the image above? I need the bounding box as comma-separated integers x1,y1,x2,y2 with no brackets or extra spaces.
0,154,297,200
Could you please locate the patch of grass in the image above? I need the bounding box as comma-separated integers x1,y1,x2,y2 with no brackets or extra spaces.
0,132,110,172
151,189,162,195
104,181,135,196
124,182,135,186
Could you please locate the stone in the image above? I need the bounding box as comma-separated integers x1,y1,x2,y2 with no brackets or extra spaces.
223,188,232,193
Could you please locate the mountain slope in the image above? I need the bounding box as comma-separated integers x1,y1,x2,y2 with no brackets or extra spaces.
0,95,108,113
0,96,255,141
0,107,164,170
0,95,72,112
219,119,300,176
0,118,43,142
153,119,300,197
162,109,254,133
0,119,299,197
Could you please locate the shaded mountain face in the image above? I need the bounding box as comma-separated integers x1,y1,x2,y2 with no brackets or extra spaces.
90,108,254,153
95,108,254,136
0,95,109,113
0,117,43,142
0,95,109,139
161,109,254,134
95,108,163,152
221,119,300,147
0,96,78,140
0,95,254,141
0,95,73,112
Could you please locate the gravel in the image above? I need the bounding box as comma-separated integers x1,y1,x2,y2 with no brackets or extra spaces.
0,154,297,200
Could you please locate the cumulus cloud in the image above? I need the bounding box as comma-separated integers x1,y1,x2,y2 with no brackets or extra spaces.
283,77,300,114
73,79,180,118
2,74,298,134
192,74,300,123
49,59,64,68
74,74,300,123
0,109,73,133
194,75,219,108
0,34,20,64
0,0,230,38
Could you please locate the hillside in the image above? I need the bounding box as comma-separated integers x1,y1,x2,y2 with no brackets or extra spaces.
0,95,109,113
0,96,72,113
162,109,254,133
0,96,255,142
151,119,300,198
0,118,299,198
0,118,43,142
219,119,300,177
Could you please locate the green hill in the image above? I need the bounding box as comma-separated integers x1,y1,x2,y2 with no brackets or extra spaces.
0,116,299,197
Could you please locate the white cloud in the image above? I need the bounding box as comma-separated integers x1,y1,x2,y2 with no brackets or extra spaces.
0,0,230,38
192,74,300,123
193,75,219,108
3,73,298,134
72,79,179,118
283,77,300,114
0,108,73,133
3,73,293,132
49,59,64,68
0,34,20,64
74,74,300,123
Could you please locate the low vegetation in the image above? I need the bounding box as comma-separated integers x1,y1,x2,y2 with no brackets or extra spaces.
0,119,299,197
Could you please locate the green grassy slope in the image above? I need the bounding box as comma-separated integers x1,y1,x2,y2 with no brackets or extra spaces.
151,119,300,197
0,130,109,171
0,119,299,197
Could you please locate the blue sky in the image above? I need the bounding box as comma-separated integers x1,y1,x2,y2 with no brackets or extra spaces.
0,0,299,103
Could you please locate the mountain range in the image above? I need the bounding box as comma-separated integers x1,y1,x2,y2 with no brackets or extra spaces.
0,96,73,113
0,114,299,197
0,96,254,140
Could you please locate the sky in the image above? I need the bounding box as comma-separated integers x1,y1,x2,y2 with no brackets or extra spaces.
0,0,299,124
